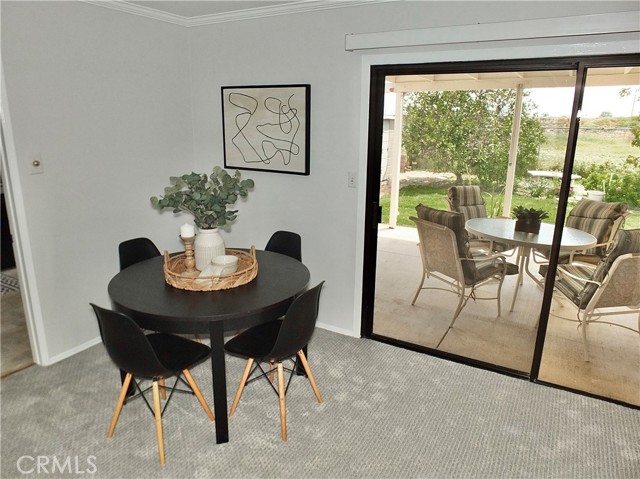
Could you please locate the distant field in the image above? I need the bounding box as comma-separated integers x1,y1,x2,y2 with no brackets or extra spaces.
538,126,636,169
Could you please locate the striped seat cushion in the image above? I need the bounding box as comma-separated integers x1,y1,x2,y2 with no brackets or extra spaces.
566,199,628,257
416,204,476,283
576,228,640,308
555,229,640,309
415,204,508,285
447,186,488,221
473,256,514,282
553,264,596,307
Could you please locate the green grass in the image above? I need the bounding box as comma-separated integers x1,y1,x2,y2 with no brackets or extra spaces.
380,185,640,229
383,125,640,229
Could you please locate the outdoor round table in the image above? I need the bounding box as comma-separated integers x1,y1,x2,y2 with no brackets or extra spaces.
465,218,596,311
108,249,310,444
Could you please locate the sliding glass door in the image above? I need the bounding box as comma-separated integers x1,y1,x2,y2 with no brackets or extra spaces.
537,65,640,406
363,55,639,406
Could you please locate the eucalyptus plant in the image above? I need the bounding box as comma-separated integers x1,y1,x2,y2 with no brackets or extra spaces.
150,167,255,229
512,205,549,223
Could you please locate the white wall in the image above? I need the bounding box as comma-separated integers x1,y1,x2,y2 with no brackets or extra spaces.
2,1,194,363
186,0,640,335
2,1,638,364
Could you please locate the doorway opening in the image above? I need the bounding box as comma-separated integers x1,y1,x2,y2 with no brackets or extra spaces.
0,173,33,377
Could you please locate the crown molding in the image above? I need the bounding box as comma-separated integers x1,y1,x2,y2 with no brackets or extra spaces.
82,1,396,27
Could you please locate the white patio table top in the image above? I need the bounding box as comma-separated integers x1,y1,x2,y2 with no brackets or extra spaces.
465,218,596,312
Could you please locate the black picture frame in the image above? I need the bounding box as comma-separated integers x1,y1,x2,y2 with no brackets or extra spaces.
221,84,310,175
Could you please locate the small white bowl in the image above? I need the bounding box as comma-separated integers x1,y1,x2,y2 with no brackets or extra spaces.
211,255,238,275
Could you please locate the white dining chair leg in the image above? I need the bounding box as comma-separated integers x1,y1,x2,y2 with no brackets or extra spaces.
411,271,427,306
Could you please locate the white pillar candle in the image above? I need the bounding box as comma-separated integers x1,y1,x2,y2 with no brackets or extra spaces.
180,223,195,238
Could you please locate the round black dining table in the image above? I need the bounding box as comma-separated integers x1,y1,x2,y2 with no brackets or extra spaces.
108,249,310,444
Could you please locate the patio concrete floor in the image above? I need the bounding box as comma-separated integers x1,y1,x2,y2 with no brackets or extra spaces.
373,225,640,406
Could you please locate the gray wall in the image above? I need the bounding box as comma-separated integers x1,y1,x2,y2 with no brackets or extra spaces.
2,1,638,364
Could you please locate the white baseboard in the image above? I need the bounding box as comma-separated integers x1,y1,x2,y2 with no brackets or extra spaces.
41,336,102,366
317,321,359,338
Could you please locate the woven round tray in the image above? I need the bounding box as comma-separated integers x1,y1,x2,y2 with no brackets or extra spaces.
163,246,258,291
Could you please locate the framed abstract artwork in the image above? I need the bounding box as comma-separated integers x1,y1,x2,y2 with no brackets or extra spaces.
221,84,310,175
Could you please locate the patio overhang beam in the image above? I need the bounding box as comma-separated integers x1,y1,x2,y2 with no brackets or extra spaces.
387,68,639,93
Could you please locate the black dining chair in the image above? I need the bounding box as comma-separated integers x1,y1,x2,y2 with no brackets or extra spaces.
118,236,203,352
90,304,214,465
118,237,161,270
265,231,302,262
117,237,162,395
264,230,305,376
224,281,324,441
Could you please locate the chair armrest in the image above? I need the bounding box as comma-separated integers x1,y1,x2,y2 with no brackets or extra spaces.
556,265,601,287
531,248,549,265
465,251,507,263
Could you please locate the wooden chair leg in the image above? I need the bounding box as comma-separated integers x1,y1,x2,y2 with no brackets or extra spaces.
159,379,167,400
182,369,214,421
152,381,165,465
277,362,287,441
297,350,323,403
229,358,254,416
108,373,133,438
107,373,133,437
269,360,275,383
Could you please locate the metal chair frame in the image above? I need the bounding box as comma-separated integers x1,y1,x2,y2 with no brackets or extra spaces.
554,253,640,361
410,216,508,348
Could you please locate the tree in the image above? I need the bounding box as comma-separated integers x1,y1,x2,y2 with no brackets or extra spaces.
402,89,545,187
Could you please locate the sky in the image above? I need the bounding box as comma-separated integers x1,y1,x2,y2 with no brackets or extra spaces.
385,84,640,118
527,85,639,118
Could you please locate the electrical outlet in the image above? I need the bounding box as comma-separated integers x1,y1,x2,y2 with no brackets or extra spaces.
348,171,357,188
30,154,44,175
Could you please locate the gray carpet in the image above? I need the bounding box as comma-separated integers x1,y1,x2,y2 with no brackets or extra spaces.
0,328,638,478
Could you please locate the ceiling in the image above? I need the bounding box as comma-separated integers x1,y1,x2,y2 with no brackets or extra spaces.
86,0,390,25
126,1,300,18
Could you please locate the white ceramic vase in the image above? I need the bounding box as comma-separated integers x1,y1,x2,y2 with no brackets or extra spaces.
194,228,225,270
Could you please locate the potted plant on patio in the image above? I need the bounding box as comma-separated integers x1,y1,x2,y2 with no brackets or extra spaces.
151,166,255,269
512,205,549,234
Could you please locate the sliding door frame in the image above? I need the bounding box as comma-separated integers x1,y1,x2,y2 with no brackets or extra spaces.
361,53,640,405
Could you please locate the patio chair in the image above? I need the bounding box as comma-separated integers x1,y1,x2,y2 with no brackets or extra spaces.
446,185,511,253
551,228,640,361
535,198,629,266
411,205,514,348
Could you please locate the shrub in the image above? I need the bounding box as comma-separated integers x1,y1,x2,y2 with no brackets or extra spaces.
575,159,640,206
515,178,557,199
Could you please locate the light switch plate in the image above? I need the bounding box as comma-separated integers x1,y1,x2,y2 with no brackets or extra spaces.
348,171,357,188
